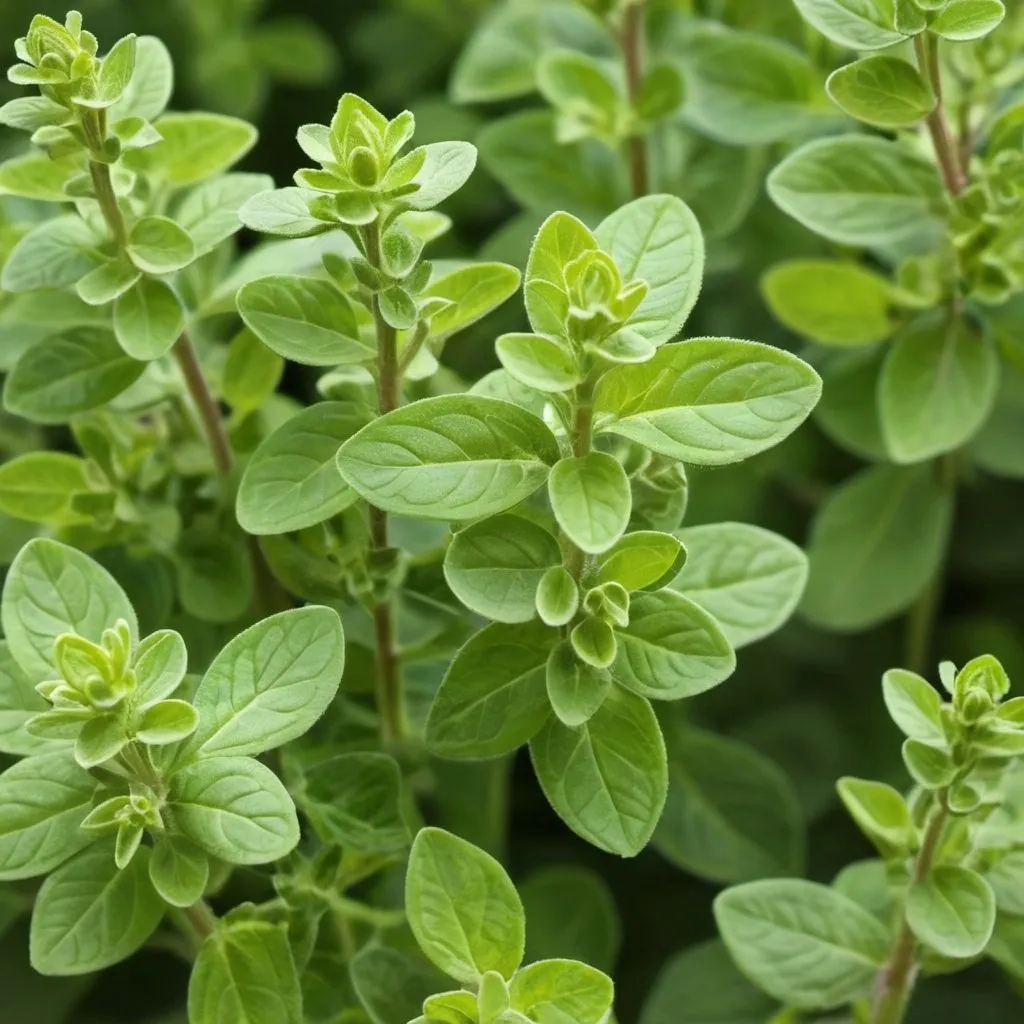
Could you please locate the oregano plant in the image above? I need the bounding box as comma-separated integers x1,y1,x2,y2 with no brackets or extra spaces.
1,1,1022,1022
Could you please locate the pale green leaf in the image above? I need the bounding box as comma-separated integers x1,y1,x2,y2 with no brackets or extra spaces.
236,402,365,535
530,684,667,857
594,339,822,466
671,523,808,648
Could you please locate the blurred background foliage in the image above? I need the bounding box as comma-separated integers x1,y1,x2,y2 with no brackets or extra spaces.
2,0,1024,1021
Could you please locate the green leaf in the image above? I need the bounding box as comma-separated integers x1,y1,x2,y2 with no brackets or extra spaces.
546,640,613,728
509,959,614,1024
418,262,522,342
0,641,57,755
677,25,826,145
762,260,894,347
931,0,1006,40
594,339,821,466
426,620,555,759
4,327,144,424
792,0,906,49
595,194,704,345
906,866,995,958
135,699,199,745
591,531,685,594
827,55,934,128
530,684,666,857
671,523,809,649
2,538,137,681
30,841,163,976
188,921,301,1024
548,453,631,556
173,172,273,256
882,667,945,743
0,95,73,131
0,452,94,526
640,939,777,1024
879,315,1000,464
236,275,372,366
76,257,142,307
169,755,300,865
296,751,409,852
351,946,447,1024
714,879,890,1009
477,110,628,223
236,402,365,535
451,1,612,103
250,18,338,85
109,35,173,121
537,567,580,629
524,210,600,339
611,590,734,699
654,724,805,884
134,629,188,706
768,136,944,247
496,333,581,393
801,465,953,631
404,141,478,211
75,712,128,768
148,835,209,908
520,866,620,973
130,112,257,186
0,751,96,880
837,777,913,857
815,348,889,461
113,277,185,360
444,514,561,624
1,216,100,293
222,329,283,413
238,187,330,238
0,153,80,202
188,606,344,758
902,738,957,788
407,826,525,983
175,531,253,625
125,215,196,275
337,395,559,521
537,47,622,122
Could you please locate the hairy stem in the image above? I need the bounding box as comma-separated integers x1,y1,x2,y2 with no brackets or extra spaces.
915,34,968,196
620,1,648,198
363,221,404,746
872,793,949,1024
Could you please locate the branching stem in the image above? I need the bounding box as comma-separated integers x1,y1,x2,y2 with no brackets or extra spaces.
871,792,949,1024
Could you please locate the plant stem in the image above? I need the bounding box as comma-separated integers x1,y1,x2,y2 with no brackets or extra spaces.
363,220,404,746
871,792,949,1024
620,1,648,198
904,571,942,677
563,381,596,580
89,159,236,481
172,332,235,479
168,899,218,959
914,34,968,196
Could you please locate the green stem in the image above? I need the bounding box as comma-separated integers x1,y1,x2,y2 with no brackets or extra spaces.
168,899,218,959
904,571,942,678
871,793,950,1024
563,380,596,580
620,1,648,198
363,220,404,746
88,158,235,481
914,34,967,196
